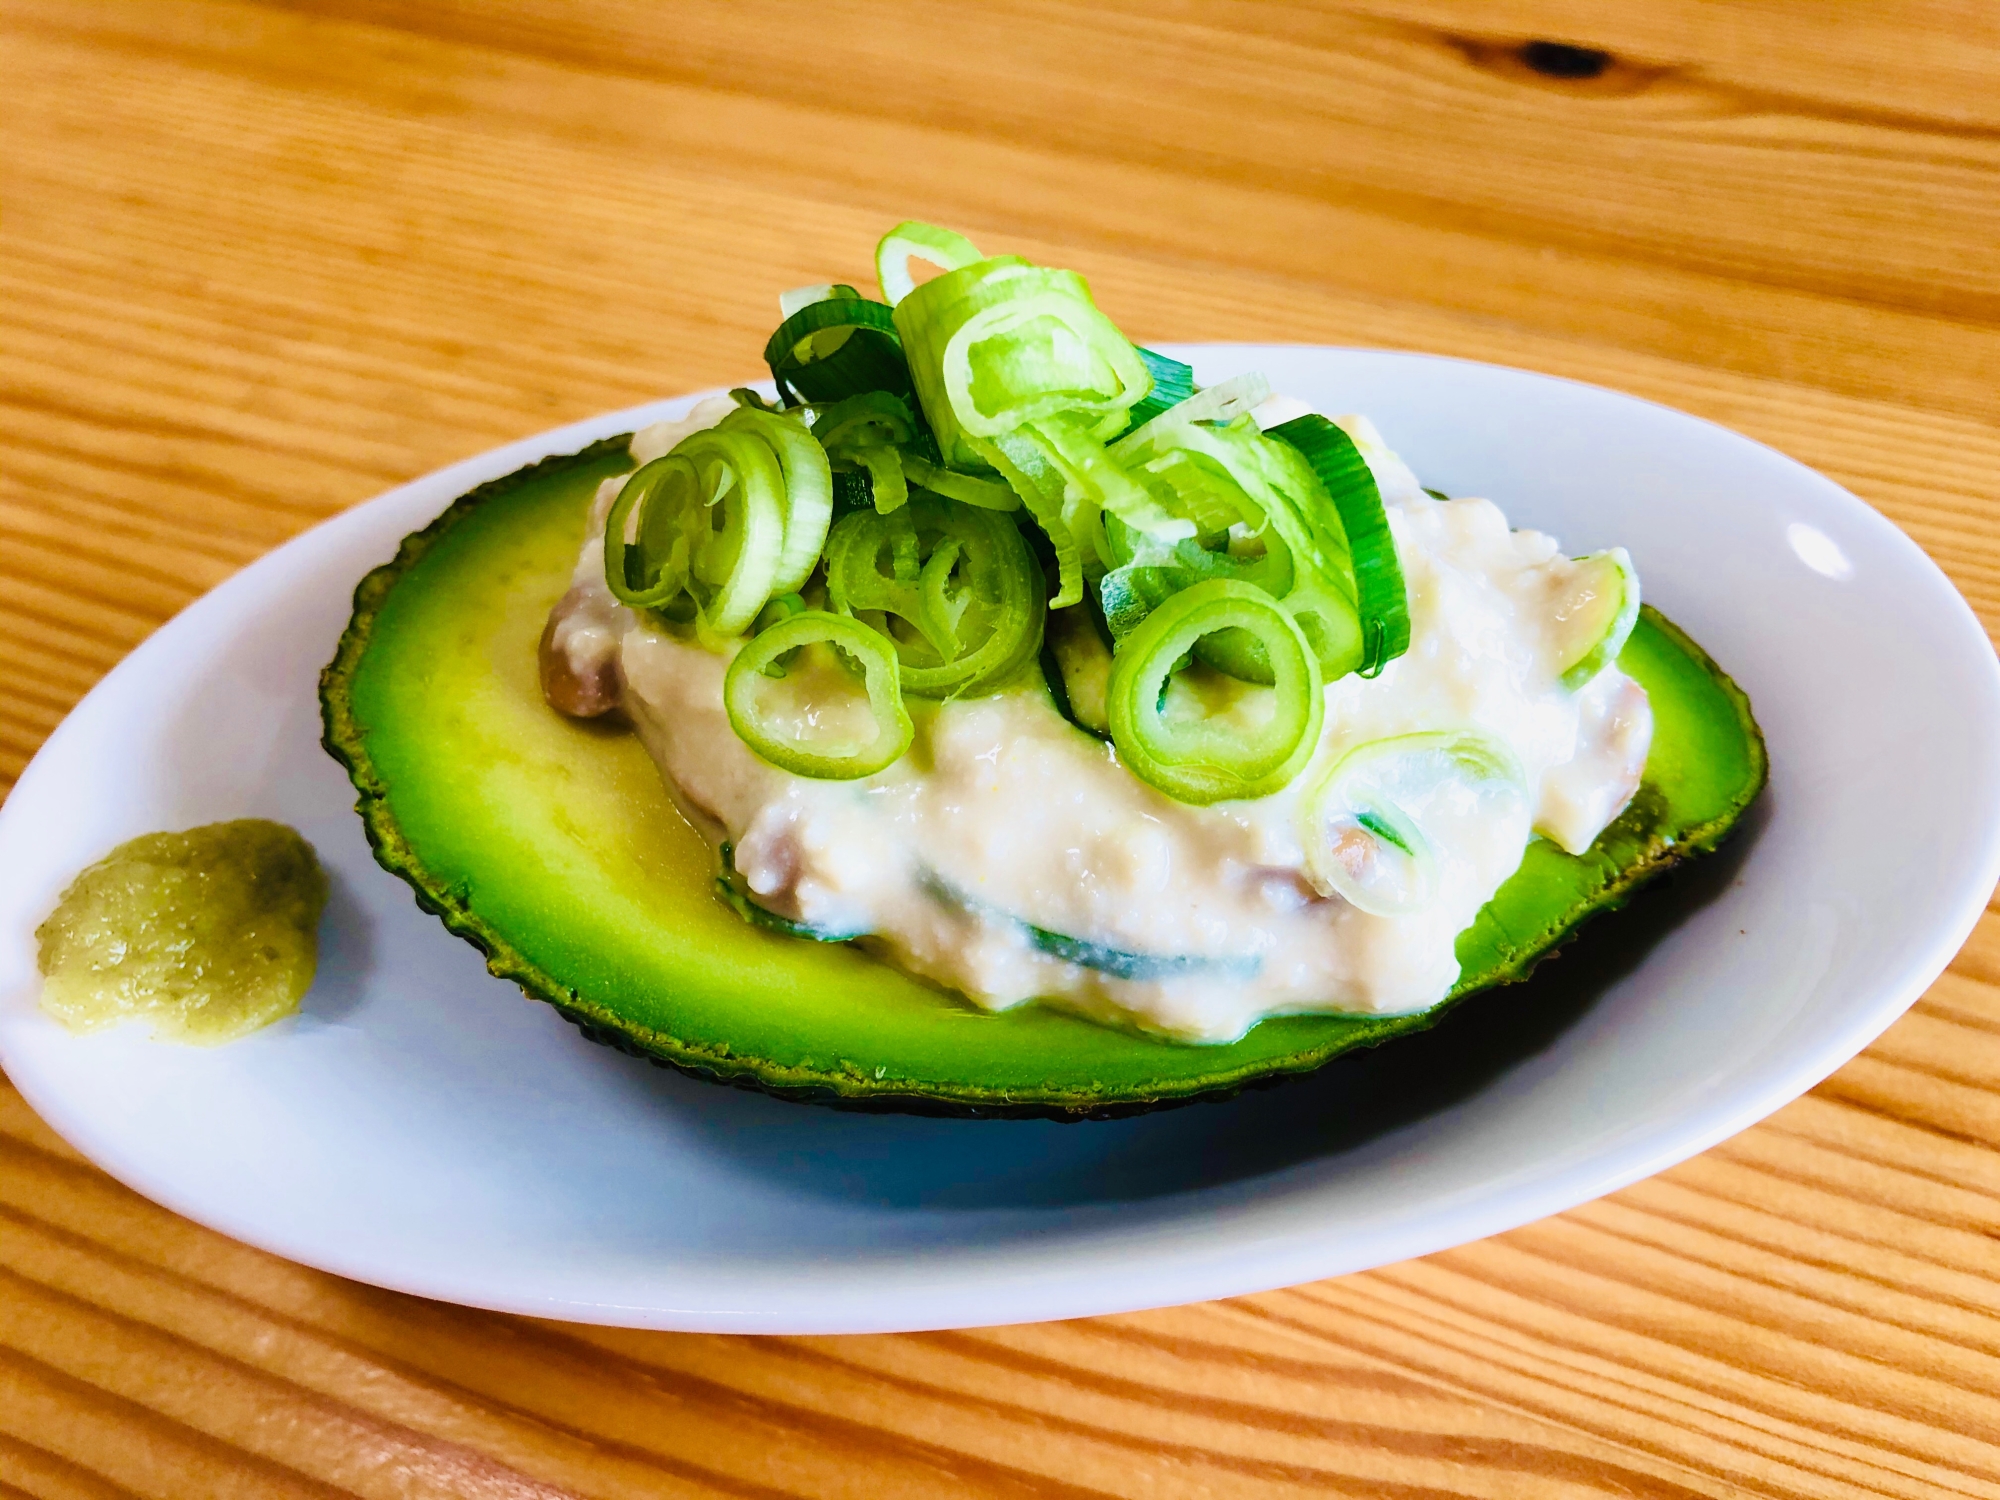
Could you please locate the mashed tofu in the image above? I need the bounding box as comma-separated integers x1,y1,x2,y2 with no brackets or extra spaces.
544,399,1651,1042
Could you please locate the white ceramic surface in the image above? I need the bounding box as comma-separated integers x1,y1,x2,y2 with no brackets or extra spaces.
3,347,1996,1335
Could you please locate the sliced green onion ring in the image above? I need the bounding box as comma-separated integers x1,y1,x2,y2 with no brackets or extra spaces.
1116,348,1196,437
1268,414,1411,677
1098,512,1296,683
723,611,913,779
1299,731,1526,916
979,429,1084,606
812,391,924,515
1106,578,1325,805
875,221,985,306
937,272,1151,442
972,412,1193,609
825,495,1046,697
896,256,1149,467
763,291,911,404
603,429,786,638
715,406,832,594
1107,416,1364,679
1116,371,1271,452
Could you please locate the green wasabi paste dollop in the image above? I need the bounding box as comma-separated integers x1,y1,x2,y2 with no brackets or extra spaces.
35,819,328,1044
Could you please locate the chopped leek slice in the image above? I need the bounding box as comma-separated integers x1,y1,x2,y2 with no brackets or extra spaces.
716,842,864,941
889,240,1164,606
825,495,1045,698
1108,416,1364,679
902,452,1020,511
763,290,911,404
979,428,1084,606
1267,415,1411,677
896,256,1150,468
875,221,984,307
1098,512,1297,685
715,406,832,595
1042,602,1113,738
1023,922,1261,981
1300,731,1527,916
1116,371,1271,452
1116,348,1196,437
602,429,787,639
779,284,840,319
811,392,923,515
1553,548,1641,689
1105,579,1324,805
923,870,1259,979
723,611,913,779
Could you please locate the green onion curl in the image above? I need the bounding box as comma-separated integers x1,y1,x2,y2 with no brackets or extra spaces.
1106,578,1325,805
1115,348,1196,437
1108,415,1364,680
825,494,1046,698
603,429,788,640
763,286,912,405
723,611,913,779
893,246,1150,469
875,221,984,306
812,391,923,515
1267,414,1411,677
715,406,831,594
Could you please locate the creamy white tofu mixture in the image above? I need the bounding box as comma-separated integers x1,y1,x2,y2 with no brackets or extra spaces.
544,395,1652,1042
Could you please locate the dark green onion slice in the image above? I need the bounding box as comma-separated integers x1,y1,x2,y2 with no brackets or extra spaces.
1268,414,1411,677
832,468,875,518
824,495,1045,698
603,430,786,638
762,290,911,405
715,842,865,941
1115,347,1196,438
921,870,1259,980
1024,923,1261,982
722,611,913,779
1105,578,1325,805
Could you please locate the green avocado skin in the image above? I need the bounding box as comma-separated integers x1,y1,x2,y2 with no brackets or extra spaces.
321,441,1769,1120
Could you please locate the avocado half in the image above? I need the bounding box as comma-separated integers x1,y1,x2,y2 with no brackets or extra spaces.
320,438,1767,1119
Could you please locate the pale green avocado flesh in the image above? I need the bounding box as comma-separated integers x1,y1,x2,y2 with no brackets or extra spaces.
321,440,1768,1118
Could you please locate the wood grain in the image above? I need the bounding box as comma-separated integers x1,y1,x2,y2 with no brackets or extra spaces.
3,1,1998,1494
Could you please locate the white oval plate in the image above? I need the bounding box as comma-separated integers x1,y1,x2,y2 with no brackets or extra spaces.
3,347,1996,1334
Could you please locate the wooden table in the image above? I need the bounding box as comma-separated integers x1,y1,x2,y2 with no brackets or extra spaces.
5,3,1999,1494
